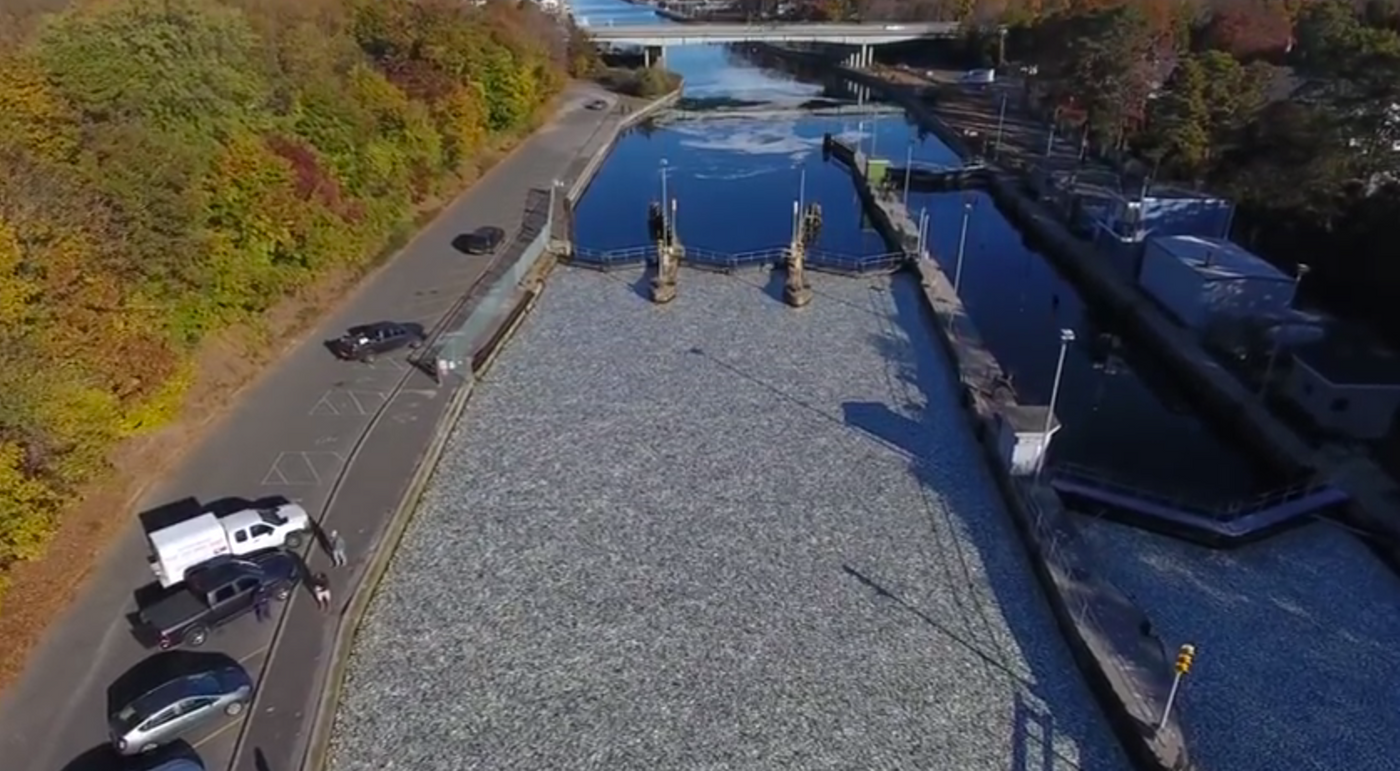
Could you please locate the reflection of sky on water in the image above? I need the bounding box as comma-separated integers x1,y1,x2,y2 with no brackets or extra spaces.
568,0,1265,499
576,112,956,257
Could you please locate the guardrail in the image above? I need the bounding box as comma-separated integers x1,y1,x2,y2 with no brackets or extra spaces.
565,243,907,275
1051,461,1345,524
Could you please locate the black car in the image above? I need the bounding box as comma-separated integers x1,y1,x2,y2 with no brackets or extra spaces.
329,321,424,362
137,550,301,650
454,226,506,255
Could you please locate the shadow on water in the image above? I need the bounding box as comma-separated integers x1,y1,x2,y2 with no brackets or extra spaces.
839,274,1125,771
910,187,1272,502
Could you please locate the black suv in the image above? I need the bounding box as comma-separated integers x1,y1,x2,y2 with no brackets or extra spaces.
137,550,302,649
329,321,425,362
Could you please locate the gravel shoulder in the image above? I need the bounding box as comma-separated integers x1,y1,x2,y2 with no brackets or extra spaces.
328,267,1127,771
1077,517,1400,771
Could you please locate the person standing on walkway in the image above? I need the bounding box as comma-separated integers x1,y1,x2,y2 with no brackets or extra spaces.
253,589,270,623
311,573,332,612
329,529,348,568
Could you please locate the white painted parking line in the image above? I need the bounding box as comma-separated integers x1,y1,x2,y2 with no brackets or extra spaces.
260,451,345,486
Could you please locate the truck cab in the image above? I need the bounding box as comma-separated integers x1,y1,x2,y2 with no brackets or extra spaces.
218,506,310,553
139,550,301,649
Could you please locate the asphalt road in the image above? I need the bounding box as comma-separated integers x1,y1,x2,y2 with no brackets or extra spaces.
0,82,623,771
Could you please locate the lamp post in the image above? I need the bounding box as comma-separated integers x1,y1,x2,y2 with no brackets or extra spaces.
659,158,672,243
798,166,807,214
1035,328,1076,482
1259,263,1310,397
953,198,973,294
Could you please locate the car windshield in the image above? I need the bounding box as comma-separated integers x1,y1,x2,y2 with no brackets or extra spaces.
256,507,288,526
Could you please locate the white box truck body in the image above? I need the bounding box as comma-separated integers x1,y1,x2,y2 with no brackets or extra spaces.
147,504,312,587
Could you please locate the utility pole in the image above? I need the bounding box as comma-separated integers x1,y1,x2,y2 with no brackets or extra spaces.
953,198,972,294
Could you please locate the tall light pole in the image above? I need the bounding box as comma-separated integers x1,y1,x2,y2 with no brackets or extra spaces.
659,157,670,239
903,140,914,206
1259,263,1310,397
1035,328,1076,482
798,165,807,214
953,198,973,294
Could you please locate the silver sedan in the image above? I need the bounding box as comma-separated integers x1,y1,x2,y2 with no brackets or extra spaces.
108,663,254,755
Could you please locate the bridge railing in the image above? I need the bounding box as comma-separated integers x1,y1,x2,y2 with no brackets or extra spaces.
807,249,906,275
568,245,657,271
565,243,912,276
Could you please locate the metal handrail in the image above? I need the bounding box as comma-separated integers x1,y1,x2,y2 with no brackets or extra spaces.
565,243,907,275
1051,462,1337,522
1051,463,1214,518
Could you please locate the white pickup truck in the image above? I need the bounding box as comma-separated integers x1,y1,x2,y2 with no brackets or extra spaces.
147,503,312,588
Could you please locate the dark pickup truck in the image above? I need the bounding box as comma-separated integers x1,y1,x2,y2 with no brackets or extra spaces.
138,550,302,650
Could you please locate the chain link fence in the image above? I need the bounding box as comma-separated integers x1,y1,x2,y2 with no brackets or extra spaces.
414,187,555,383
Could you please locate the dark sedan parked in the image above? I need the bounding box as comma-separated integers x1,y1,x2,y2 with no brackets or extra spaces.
452,226,506,255
328,321,425,362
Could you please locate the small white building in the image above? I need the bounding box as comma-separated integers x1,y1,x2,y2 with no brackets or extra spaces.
1283,341,1400,440
1138,235,1296,332
992,404,1061,476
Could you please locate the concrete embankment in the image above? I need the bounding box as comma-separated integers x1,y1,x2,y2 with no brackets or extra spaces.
826,132,1193,771
813,59,1400,571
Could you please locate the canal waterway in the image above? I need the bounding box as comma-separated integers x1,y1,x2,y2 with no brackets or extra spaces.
571,0,1268,503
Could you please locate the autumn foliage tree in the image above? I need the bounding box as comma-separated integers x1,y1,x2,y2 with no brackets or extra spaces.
0,0,565,606
1197,0,1295,59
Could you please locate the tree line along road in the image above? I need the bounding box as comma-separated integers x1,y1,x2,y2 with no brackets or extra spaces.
0,83,625,771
